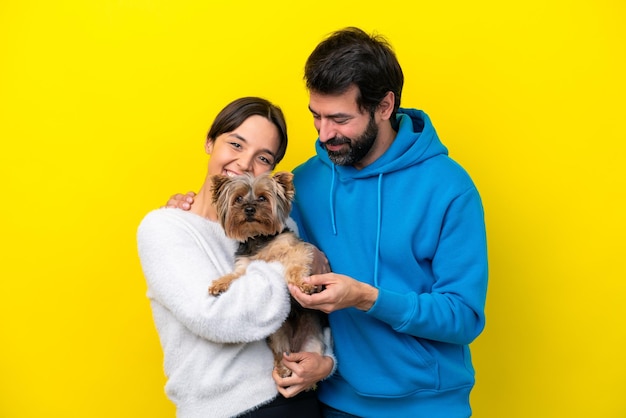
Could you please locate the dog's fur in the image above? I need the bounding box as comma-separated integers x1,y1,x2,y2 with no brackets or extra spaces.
208,171,325,377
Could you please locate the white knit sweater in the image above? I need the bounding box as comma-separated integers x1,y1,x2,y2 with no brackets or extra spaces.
137,208,294,418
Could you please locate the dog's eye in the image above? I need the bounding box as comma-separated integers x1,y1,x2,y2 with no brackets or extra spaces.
257,195,267,202
235,196,243,204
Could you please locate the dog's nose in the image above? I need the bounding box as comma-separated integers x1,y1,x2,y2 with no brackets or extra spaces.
244,205,256,216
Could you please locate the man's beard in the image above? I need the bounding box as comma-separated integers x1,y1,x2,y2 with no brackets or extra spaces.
322,115,378,166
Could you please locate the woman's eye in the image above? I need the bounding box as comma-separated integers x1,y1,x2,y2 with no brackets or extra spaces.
230,142,242,149
259,156,272,165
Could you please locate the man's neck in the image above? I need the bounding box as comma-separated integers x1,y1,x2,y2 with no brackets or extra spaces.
354,122,397,170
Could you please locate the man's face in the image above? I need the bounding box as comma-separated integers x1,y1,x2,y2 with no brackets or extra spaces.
308,85,378,167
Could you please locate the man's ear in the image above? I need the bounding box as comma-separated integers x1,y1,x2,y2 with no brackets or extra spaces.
377,91,395,121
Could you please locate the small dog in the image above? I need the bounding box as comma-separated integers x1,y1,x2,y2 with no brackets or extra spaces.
208,171,325,377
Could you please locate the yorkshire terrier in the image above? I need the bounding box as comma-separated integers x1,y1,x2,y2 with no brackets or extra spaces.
208,171,325,378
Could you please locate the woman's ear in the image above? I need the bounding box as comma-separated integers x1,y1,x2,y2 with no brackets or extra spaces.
205,139,214,154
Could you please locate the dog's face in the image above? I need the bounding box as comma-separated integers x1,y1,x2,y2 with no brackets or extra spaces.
211,171,295,241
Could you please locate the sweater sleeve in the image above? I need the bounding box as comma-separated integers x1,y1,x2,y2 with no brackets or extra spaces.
367,187,488,345
137,209,291,343
321,327,338,379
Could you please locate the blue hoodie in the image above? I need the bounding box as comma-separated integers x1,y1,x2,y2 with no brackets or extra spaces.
291,109,488,417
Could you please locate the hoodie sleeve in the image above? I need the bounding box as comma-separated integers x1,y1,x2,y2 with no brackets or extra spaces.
367,186,488,345
137,210,291,344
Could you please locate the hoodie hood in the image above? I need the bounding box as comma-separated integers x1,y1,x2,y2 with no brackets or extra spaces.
314,108,448,179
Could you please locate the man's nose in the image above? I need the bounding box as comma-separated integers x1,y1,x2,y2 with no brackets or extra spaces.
318,119,336,142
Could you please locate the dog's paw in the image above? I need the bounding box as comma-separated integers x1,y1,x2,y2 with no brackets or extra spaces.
298,282,319,295
208,281,230,296
275,364,293,378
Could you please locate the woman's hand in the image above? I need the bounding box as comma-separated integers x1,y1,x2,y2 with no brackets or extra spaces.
272,351,334,398
163,191,195,210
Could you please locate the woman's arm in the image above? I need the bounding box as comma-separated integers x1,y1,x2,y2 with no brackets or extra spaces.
137,209,291,343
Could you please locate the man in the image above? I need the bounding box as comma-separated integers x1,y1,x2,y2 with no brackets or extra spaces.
170,27,488,417
286,27,488,417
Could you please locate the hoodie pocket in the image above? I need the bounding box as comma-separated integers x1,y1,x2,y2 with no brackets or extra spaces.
335,315,439,398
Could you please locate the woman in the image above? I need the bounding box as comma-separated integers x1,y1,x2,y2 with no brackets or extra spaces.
137,97,334,418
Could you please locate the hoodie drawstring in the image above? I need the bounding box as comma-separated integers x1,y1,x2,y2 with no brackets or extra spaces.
328,167,382,286
329,166,337,235
374,173,383,287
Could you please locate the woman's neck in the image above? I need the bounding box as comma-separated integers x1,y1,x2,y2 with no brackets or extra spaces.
189,181,218,221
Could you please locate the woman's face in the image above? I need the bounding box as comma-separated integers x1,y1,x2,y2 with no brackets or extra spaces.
206,115,281,177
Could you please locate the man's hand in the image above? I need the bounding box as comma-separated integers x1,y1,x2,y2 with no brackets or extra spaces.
289,273,378,313
164,191,195,210
273,351,334,398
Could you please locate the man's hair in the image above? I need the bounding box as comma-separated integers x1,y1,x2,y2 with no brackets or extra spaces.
304,27,404,121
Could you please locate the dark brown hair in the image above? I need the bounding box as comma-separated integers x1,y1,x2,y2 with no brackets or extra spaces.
304,27,404,122
207,97,288,167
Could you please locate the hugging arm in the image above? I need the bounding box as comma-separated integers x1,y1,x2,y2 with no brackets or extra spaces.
137,210,291,343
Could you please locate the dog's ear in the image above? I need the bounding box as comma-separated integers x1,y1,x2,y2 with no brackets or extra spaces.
272,171,295,200
210,174,231,204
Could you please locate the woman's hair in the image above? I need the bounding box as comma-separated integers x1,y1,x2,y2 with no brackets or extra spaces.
304,27,404,121
207,97,288,167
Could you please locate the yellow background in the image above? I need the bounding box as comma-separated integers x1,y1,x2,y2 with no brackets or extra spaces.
1,1,625,417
